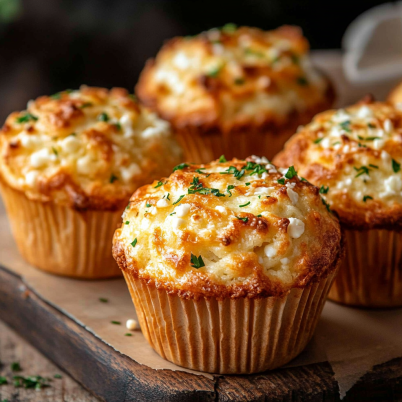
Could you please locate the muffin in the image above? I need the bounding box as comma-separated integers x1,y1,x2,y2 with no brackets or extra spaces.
136,24,335,163
388,81,402,105
113,157,343,373
274,99,402,307
0,86,183,278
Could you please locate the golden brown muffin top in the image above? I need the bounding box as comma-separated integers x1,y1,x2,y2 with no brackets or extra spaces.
113,157,342,300
274,99,402,230
0,86,183,211
388,81,402,105
136,25,334,134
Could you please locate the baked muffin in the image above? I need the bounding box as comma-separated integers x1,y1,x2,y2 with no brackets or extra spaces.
113,157,343,373
274,99,402,307
0,86,183,278
136,24,335,163
388,81,402,105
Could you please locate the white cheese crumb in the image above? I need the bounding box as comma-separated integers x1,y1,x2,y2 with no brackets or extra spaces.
60,135,80,153
280,257,289,265
156,198,170,208
141,219,150,230
126,319,140,331
25,170,39,187
30,148,51,168
215,206,226,214
381,150,391,163
373,139,385,150
384,119,393,133
76,155,95,174
172,217,185,229
175,204,191,217
357,106,373,118
264,244,278,258
120,114,134,138
121,163,141,182
287,218,305,239
286,188,299,205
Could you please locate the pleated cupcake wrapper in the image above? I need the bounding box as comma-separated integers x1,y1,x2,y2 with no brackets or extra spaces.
176,126,295,164
0,181,122,279
329,229,402,307
123,270,337,374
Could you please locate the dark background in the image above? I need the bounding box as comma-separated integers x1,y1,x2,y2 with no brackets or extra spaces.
0,0,391,121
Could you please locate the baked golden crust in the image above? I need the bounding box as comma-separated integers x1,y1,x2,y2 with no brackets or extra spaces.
388,81,402,105
136,25,335,134
274,100,402,230
0,86,183,211
113,157,342,299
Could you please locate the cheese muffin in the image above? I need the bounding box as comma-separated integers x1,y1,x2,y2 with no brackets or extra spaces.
274,99,402,307
0,86,183,278
388,81,402,105
113,157,343,373
136,24,335,163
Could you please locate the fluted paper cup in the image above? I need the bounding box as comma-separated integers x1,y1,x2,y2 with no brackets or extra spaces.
329,229,402,308
176,127,296,164
122,269,337,374
0,181,122,279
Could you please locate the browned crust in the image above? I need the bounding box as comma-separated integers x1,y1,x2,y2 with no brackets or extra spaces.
388,81,402,105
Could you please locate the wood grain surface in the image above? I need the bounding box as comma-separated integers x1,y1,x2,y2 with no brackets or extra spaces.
1,265,402,401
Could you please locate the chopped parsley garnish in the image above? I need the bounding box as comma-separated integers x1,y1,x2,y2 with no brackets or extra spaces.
195,168,206,174
368,123,376,128
173,195,185,205
300,177,308,182
297,76,308,86
332,141,341,146
173,163,189,172
13,375,50,389
358,136,380,141
245,182,250,186
392,159,401,173
188,176,225,196
285,166,297,179
146,202,151,207
130,238,137,247
111,321,121,325
340,121,351,133
52,147,58,157
98,112,109,122
154,181,164,188
114,122,122,131
206,65,222,78
99,298,108,303
239,201,250,207
369,164,379,169
226,185,235,197
0,377,7,385
220,165,245,179
50,92,62,99
319,185,329,194
219,155,227,163
363,195,373,202
314,138,323,144
79,102,93,109
277,178,285,185
11,362,21,372
354,166,372,178
125,333,133,337
256,214,262,217
190,253,205,269
321,197,331,212
234,77,245,85
236,216,248,223
54,374,62,379
221,23,237,33
16,113,38,124
109,174,118,183
244,161,267,176
163,193,170,200
170,212,176,216
125,221,130,225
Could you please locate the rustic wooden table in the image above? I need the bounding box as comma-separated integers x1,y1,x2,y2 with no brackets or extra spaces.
0,319,98,402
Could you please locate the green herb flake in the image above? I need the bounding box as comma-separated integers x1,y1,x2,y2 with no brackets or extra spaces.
319,185,329,194
234,77,245,85
173,163,189,172
354,166,370,178
285,166,297,180
13,375,50,390
52,147,58,157
226,185,235,197
321,197,331,212
206,65,223,78
277,178,285,185
0,376,8,385
99,298,108,303
114,122,122,131
363,195,373,202
146,202,151,207
256,214,262,217
125,221,130,225
219,155,227,163
340,120,351,133
239,201,251,208
125,333,133,337
98,112,110,122
190,253,205,269
300,177,308,182
154,181,164,188
172,195,185,205
314,138,323,144
236,216,248,223
195,168,206,174
222,23,237,33
368,123,376,128
79,102,93,109
16,113,38,124
297,76,308,86
111,321,121,325
54,374,62,379
245,182,250,186
109,173,118,183
170,212,176,216
131,238,137,248
369,164,379,169
11,362,21,372
392,159,401,173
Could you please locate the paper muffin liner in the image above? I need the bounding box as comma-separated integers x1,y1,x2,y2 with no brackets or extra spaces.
0,180,122,279
328,229,402,308
176,126,296,164
122,269,337,374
